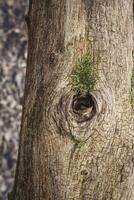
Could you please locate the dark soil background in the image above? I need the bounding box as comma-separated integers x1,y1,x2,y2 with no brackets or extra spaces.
0,0,28,199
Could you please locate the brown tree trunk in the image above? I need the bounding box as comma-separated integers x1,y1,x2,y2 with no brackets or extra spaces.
9,0,134,199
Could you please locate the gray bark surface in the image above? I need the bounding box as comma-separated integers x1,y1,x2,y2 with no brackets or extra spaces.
10,0,134,199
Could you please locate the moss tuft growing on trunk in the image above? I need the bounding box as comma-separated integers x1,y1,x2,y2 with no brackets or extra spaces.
71,54,97,93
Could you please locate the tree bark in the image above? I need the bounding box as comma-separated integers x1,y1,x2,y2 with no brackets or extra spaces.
10,0,134,199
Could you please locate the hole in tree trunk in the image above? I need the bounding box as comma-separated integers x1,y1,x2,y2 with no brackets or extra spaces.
72,93,96,122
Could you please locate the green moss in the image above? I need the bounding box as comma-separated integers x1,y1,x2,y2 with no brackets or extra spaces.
71,54,97,93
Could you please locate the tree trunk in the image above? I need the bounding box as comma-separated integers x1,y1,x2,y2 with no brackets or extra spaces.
10,0,134,199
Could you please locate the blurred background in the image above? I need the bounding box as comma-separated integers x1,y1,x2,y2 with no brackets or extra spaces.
0,0,28,199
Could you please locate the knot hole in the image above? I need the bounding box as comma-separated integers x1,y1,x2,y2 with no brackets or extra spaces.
72,94,96,122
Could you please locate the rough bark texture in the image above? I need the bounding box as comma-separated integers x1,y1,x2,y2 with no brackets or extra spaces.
10,0,134,199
